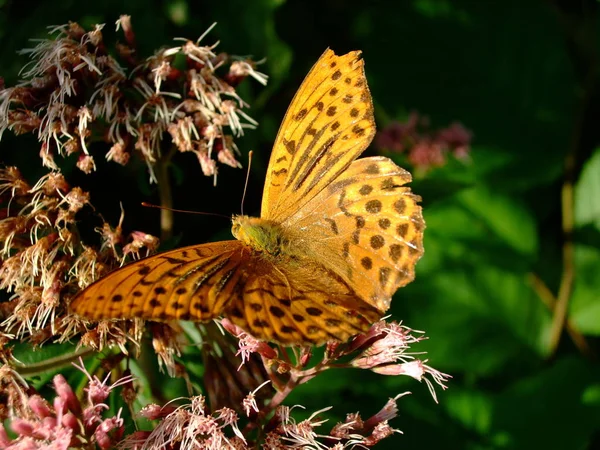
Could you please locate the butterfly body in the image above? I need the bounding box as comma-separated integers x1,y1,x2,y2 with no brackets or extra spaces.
70,49,425,345
231,215,292,257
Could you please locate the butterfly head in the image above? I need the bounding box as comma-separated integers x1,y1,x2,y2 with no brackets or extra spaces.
231,215,289,256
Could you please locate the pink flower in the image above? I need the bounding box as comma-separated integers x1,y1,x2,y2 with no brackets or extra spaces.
407,139,446,168
375,113,472,170
221,318,278,365
372,361,450,403
350,321,421,369
436,121,472,156
53,375,81,416
375,113,420,153
242,380,270,417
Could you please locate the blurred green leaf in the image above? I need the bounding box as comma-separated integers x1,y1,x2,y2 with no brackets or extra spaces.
445,388,494,435
456,187,538,257
575,147,600,230
570,244,600,335
405,194,551,375
12,341,78,366
492,357,600,449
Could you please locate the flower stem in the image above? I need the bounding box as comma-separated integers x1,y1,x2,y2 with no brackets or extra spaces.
156,146,177,242
11,347,97,377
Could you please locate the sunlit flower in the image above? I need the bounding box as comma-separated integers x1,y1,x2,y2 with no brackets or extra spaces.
242,380,271,417
221,318,278,365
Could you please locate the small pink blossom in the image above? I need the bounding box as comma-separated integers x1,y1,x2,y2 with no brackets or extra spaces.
28,396,51,419
408,139,446,168
122,231,160,260
53,375,81,416
242,380,270,417
139,404,176,420
221,318,278,365
350,321,422,369
3,362,133,449
94,411,124,449
376,113,472,170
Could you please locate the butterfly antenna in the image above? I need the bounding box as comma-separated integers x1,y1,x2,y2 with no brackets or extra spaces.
241,150,253,215
141,203,229,219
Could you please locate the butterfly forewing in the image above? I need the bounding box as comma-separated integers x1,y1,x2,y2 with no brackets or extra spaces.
71,239,380,345
261,49,375,222
70,241,246,322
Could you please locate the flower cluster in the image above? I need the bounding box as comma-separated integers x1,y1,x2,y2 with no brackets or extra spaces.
1,361,134,450
0,17,266,182
375,112,472,171
117,319,448,449
2,318,449,449
0,17,265,355
0,167,156,352
221,319,449,405
122,393,406,449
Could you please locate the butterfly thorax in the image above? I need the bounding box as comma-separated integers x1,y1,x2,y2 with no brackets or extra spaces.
232,215,292,257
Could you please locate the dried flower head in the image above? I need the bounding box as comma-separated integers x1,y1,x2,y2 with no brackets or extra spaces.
0,18,267,361
0,17,266,182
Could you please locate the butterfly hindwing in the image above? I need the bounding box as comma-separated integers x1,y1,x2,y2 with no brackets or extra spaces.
225,256,380,344
283,156,425,312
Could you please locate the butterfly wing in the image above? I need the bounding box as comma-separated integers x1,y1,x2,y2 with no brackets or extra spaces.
282,156,425,312
71,239,379,345
70,241,247,322
224,254,380,345
261,49,375,222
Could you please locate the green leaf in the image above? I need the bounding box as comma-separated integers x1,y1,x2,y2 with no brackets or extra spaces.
575,147,600,230
401,199,552,374
444,388,494,435
570,244,600,335
456,187,538,257
492,357,600,449
12,341,78,366
407,264,551,373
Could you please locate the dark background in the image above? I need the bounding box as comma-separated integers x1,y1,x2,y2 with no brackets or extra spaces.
1,0,600,448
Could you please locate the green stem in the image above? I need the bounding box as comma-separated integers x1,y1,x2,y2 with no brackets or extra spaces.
156,146,177,242
11,347,97,377
528,272,593,358
545,0,599,357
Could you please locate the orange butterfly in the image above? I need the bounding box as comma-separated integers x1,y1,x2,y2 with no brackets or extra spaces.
70,49,425,345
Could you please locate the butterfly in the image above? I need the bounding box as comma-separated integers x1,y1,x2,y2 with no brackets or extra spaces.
70,49,425,345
